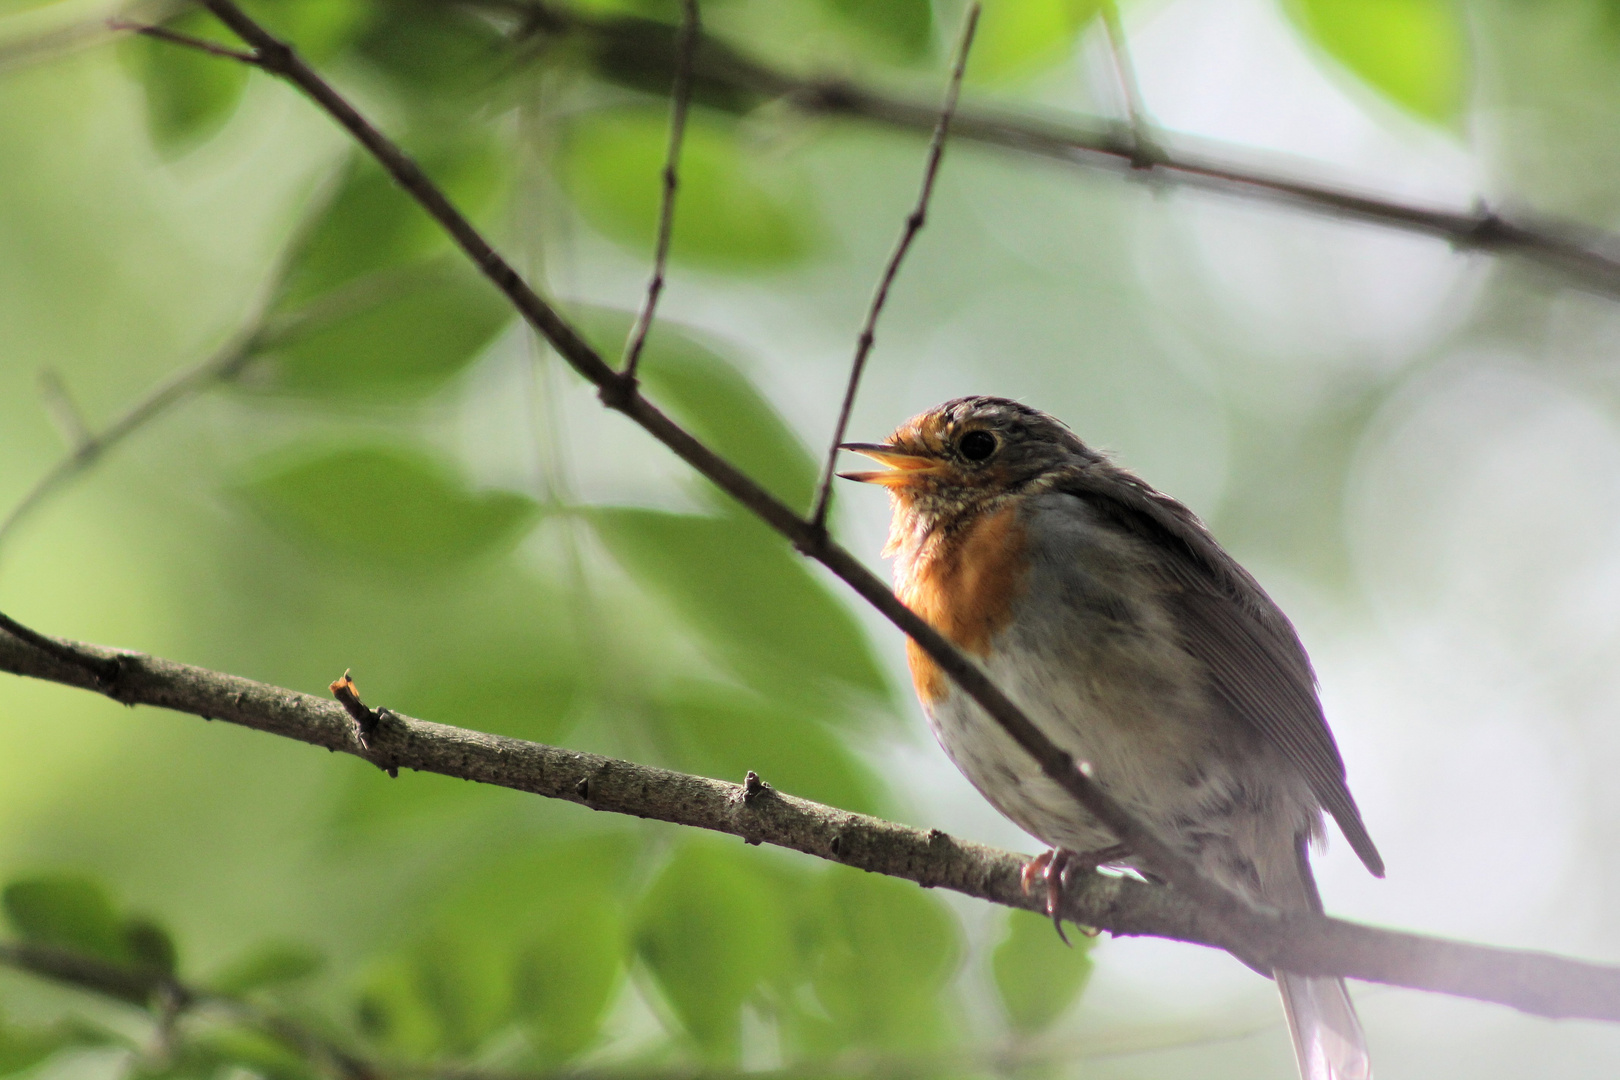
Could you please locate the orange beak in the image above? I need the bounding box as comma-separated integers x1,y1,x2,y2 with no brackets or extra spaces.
837,442,942,487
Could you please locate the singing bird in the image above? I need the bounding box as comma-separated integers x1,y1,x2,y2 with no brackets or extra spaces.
840,397,1382,1080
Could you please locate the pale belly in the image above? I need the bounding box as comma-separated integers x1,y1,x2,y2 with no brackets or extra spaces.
914,497,1320,899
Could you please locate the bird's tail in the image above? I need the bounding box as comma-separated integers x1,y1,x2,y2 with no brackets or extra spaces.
1277,971,1372,1080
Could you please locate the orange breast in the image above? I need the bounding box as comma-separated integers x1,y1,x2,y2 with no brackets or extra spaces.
898,503,1029,704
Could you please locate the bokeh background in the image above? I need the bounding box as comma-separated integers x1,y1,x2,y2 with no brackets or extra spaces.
4,0,1620,1076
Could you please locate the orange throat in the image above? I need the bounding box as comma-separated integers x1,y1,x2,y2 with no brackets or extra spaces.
892,501,1029,705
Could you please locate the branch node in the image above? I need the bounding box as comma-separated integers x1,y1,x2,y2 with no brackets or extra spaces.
575,777,590,801
328,670,385,749
742,769,770,803
596,373,639,412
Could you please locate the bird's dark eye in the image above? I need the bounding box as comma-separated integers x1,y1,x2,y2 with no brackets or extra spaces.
958,430,997,462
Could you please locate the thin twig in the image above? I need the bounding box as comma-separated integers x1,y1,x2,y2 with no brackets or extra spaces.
192,0,1257,949
108,17,260,63
619,0,698,381
1096,0,1161,167
0,331,260,556
3,628,1620,1020
808,4,979,532
37,370,91,452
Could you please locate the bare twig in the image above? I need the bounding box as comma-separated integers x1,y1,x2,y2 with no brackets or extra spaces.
37,370,92,452
492,0,1620,300
619,0,698,381
3,626,1620,1020
808,3,979,532
0,330,259,556
108,17,258,63
185,0,1253,943
1096,0,1161,167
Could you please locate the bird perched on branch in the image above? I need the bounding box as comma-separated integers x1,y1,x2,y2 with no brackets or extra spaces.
840,396,1382,1080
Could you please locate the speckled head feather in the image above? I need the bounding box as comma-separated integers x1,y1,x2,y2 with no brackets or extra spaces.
841,397,1100,555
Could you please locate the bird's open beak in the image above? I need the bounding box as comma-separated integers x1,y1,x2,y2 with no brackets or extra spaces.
836,442,941,487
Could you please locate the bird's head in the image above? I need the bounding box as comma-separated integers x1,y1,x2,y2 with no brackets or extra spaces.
840,397,1091,548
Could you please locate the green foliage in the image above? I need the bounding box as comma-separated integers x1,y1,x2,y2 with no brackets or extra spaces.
971,0,1101,81
354,841,632,1061
822,0,935,61
633,840,793,1059
241,0,375,62
233,445,539,570
354,0,508,100
653,681,882,812
560,108,819,269
0,1012,103,1076
209,942,325,995
992,907,1094,1033
805,865,960,1051
119,11,251,155
276,142,508,309
574,307,819,510
588,508,888,702
3,877,127,963
1284,0,1468,121
253,262,514,397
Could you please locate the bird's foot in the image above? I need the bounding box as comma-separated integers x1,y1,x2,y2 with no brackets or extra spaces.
1020,844,1130,945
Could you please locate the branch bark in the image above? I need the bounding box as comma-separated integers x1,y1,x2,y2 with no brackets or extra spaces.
2,625,1619,1022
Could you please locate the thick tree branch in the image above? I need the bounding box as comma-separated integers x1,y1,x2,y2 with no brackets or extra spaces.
2,626,1620,1021
496,0,1620,299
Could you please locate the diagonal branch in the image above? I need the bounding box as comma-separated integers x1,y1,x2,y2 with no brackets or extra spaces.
808,3,978,533
188,0,1261,944
0,327,261,558
618,0,698,382
2,624,1620,1021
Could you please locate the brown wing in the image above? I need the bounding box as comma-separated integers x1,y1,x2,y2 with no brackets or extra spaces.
1056,465,1385,878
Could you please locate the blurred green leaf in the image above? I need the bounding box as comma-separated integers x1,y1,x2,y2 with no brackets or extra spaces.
514,904,625,1064
122,917,178,975
561,108,819,270
209,942,325,995
186,1027,318,1080
255,262,513,397
822,0,934,61
277,141,506,308
1283,0,1467,122
634,841,793,1059
356,0,507,99
3,877,126,963
241,0,375,63
807,865,960,1051
118,11,250,155
0,1013,92,1075
234,445,538,570
655,681,882,813
991,907,1093,1033
573,307,818,510
356,839,633,1061
355,955,444,1058
587,509,888,703
971,0,1100,82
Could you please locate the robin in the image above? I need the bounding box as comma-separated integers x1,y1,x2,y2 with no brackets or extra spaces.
840,396,1382,1080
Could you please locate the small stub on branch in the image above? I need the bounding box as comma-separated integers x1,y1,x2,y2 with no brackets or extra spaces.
328,670,395,775
742,769,770,804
